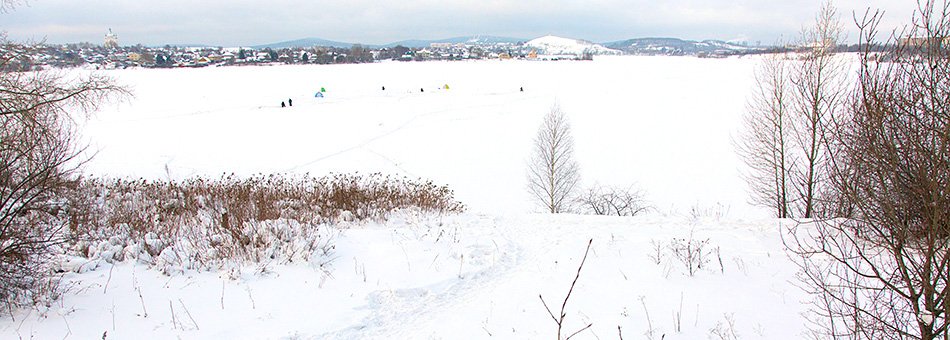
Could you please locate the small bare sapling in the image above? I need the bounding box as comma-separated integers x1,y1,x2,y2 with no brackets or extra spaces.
540,239,594,340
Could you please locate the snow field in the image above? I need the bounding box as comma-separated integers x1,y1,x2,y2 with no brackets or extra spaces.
78,56,761,217
1,212,808,339
0,56,814,339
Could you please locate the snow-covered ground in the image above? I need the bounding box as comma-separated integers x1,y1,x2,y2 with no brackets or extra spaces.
78,55,762,218
0,56,814,339
1,212,807,339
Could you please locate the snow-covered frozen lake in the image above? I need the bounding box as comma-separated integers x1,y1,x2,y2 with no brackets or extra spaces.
80,55,761,218
2,56,821,340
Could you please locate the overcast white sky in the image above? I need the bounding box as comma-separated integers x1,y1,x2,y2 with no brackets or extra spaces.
1,0,918,46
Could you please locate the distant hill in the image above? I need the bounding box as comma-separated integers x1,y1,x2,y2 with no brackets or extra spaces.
237,35,765,55
525,35,622,56
384,35,525,48
252,38,359,49
604,37,761,56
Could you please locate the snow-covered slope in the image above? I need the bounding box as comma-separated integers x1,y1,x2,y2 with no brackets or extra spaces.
525,35,622,56
0,212,808,339
604,37,761,56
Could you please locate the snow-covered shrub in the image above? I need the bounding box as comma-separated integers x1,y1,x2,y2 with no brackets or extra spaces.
58,172,463,274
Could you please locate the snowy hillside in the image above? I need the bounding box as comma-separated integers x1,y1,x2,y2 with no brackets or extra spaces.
605,38,761,56
0,212,808,339
525,35,622,56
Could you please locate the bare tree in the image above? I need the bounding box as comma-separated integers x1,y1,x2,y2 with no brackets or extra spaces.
787,2,950,339
789,0,849,218
577,183,651,216
736,51,795,218
527,103,581,213
737,0,848,219
0,35,127,311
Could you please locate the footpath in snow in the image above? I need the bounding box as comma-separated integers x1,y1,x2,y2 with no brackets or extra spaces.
0,212,808,339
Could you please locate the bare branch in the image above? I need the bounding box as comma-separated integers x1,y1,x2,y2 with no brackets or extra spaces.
540,239,594,340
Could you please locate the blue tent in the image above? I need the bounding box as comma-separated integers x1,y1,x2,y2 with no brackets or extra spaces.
314,92,324,98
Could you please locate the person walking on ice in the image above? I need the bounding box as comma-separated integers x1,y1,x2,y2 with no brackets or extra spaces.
288,98,293,106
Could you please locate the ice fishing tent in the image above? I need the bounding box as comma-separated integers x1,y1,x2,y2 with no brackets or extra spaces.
314,92,324,98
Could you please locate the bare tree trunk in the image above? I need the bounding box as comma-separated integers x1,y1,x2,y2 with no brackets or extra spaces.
789,0,848,219
737,51,794,218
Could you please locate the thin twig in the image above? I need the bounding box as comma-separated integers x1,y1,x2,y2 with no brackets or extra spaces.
169,300,177,330
7,297,14,322
565,323,592,340
61,312,71,339
539,295,559,324
245,285,256,310
540,238,594,340
133,268,147,318
178,299,199,330
640,296,653,339
136,287,147,318
103,263,114,294
561,239,593,315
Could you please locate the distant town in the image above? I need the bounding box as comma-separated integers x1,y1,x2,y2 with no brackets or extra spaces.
11,29,789,70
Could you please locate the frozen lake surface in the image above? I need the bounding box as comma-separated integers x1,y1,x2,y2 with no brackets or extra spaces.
0,56,821,340
81,56,761,217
